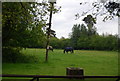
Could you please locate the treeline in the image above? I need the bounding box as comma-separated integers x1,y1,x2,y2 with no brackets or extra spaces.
48,34,118,51
48,15,118,51
21,15,118,51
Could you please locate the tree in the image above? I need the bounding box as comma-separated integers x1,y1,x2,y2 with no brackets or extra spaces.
77,36,90,50
74,0,119,50
28,23,46,48
2,2,50,62
76,0,120,21
70,24,81,49
42,1,61,62
49,37,60,49
80,24,88,37
83,15,97,36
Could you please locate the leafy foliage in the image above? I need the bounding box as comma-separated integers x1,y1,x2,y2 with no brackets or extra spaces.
2,2,61,62
2,2,50,62
69,21,118,50
76,0,120,21
48,16,118,50
2,2,46,48
83,15,97,36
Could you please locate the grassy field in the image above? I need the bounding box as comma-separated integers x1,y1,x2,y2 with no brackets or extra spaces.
3,48,118,77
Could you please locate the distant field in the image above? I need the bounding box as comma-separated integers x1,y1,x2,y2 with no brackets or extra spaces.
3,48,118,76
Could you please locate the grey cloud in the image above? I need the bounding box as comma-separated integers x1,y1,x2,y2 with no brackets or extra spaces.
50,0,118,38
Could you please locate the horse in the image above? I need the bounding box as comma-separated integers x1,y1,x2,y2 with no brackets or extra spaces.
64,47,74,53
47,45,53,51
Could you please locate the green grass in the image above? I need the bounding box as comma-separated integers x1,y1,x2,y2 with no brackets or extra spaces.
3,48,118,76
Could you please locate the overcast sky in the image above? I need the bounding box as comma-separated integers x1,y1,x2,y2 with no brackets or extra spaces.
43,0,118,38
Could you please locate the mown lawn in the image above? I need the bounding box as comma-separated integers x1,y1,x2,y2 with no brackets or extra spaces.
2,48,118,76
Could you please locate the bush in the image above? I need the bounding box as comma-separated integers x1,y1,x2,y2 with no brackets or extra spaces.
2,47,39,63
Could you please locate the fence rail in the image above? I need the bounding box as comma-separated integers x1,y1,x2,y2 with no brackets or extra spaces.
1,74,120,81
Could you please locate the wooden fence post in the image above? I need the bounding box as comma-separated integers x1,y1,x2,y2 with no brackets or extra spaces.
66,67,84,79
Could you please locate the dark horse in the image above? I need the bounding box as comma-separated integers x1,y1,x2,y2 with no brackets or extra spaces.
64,47,74,53
47,46,53,51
